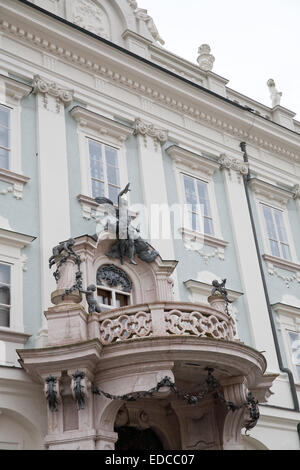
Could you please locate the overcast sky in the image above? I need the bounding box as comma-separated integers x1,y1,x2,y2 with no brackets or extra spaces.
141,0,300,120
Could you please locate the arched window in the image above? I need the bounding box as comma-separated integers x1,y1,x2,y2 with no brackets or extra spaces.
96,264,132,310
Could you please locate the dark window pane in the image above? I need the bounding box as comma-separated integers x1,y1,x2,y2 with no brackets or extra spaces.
274,209,289,244
270,239,280,258
0,148,9,170
262,205,277,240
105,146,118,167
0,106,10,128
281,243,291,261
107,164,120,186
0,306,10,327
0,285,10,306
0,264,10,284
97,289,112,306
92,179,105,199
115,293,129,308
0,125,10,148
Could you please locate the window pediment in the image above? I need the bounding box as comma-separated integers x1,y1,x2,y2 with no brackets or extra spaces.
249,178,294,209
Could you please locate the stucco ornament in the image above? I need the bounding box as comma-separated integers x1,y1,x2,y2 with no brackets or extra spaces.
197,44,215,72
267,79,282,107
71,0,111,39
133,8,165,45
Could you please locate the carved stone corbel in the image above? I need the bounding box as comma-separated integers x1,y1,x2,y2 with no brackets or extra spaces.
32,75,74,113
134,118,168,150
219,154,249,183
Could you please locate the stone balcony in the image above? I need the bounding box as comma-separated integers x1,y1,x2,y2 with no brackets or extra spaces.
99,299,236,345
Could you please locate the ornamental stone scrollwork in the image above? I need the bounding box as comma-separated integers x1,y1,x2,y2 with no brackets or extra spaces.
100,311,152,344
197,44,215,72
134,118,168,150
97,264,132,293
219,154,249,182
70,0,111,40
32,75,74,113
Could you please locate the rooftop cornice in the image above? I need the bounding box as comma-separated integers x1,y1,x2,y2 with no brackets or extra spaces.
2,0,300,163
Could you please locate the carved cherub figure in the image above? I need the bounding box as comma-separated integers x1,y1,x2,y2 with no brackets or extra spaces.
80,284,102,314
49,238,78,269
211,278,228,296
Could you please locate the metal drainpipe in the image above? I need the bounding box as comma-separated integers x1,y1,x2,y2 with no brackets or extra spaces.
240,141,299,413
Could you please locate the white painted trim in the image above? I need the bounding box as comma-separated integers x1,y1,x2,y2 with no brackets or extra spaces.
273,302,300,384
0,229,35,334
70,106,133,217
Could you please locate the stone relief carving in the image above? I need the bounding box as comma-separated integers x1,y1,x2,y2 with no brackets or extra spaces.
197,44,215,72
71,0,111,40
134,118,168,150
97,264,132,293
100,311,152,344
32,75,74,112
267,79,282,108
219,154,249,183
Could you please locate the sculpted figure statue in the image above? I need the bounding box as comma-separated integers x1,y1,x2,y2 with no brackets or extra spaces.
95,183,159,265
134,8,165,45
267,79,282,107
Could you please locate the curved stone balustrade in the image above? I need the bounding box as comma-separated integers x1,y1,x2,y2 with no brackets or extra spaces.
99,301,236,345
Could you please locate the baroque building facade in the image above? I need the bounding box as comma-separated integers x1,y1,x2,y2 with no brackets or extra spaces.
0,0,299,450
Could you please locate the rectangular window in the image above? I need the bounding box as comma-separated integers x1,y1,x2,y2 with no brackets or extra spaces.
261,204,291,260
0,263,11,328
183,174,214,235
288,331,300,382
0,105,11,170
88,139,120,205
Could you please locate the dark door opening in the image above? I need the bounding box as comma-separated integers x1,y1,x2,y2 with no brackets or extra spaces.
115,426,164,451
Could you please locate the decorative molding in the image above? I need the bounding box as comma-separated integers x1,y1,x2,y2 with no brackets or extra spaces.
180,227,228,262
32,74,74,112
1,17,300,161
184,279,243,303
219,154,249,182
197,44,215,72
166,145,220,179
97,264,132,293
134,118,168,150
70,0,111,40
0,74,32,105
249,178,294,209
0,168,30,200
0,328,31,344
70,106,134,146
263,254,300,287
0,228,36,249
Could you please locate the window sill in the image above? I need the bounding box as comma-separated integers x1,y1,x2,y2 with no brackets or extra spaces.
0,327,31,345
179,227,228,260
0,168,30,200
77,194,137,220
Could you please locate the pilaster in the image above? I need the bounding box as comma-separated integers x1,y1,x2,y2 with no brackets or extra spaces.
219,154,279,372
33,75,73,344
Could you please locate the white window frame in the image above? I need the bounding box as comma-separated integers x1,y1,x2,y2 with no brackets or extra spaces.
70,107,133,219
0,261,11,328
0,103,12,172
0,228,35,333
249,179,300,277
0,75,31,198
166,145,228,259
96,284,132,311
260,203,293,261
86,137,121,204
273,303,300,385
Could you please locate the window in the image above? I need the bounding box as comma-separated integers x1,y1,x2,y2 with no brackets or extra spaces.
88,138,120,205
288,331,300,382
183,174,214,235
97,286,130,311
0,263,11,328
261,204,291,260
0,105,11,170
96,265,132,311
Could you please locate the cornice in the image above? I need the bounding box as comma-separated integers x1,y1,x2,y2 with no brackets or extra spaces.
248,178,294,208
0,328,31,344
166,145,220,178
0,228,36,248
1,4,300,163
70,106,134,144
263,254,300,286
0,73,32,105
272,303,300,318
